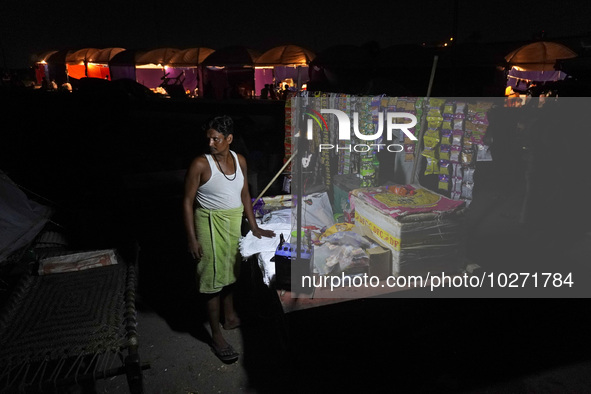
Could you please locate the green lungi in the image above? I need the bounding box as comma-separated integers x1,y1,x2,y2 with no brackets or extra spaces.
194,205,244,294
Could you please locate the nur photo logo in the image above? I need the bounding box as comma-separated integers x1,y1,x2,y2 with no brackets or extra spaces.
304,108,418,152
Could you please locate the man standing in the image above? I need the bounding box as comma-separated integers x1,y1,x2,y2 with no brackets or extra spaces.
183,115,275,363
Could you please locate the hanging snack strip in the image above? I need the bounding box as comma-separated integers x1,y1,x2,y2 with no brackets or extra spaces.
319,94,332,192
420,98,494,207
422,98,445,176
336,94,352,175
357,97,378,187
405,97,422,162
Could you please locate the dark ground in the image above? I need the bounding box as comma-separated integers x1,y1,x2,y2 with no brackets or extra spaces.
84,166,591,394
1,87,591,393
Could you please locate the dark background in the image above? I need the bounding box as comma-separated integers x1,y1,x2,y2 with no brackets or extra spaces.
1,0,590,70
2,1,591,392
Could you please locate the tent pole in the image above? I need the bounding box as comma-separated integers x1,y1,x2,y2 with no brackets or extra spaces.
294,95,303,291
426,55,438,97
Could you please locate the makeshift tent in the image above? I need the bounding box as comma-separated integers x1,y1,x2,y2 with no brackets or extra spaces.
134,48,180,89
32,50,68,86
504,41,578,94
201,46,261,100
0,171,52,263
32,50,58,85
201,46,260,67
109,49,137,81
254,44,316,95
65,48,100,80
87,47,126,80
165,47,215,96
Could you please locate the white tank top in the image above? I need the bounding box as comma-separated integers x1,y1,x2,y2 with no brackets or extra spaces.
196,151,244,210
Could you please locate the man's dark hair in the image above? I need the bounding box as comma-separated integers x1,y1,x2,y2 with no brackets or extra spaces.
203,115,234,137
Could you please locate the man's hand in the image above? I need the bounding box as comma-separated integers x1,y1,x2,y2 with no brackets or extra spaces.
188,238,203,260
251,227,276,239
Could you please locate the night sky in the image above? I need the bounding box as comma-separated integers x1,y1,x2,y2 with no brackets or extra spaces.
1,0,589,70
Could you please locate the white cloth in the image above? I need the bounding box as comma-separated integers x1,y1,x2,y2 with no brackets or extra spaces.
239,223,292,259
258,251,276,286
242,208,293,285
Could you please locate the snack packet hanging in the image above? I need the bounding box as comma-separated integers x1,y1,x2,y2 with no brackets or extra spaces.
428,98,446,110
450,145,462,163
441,129,452,145
452,176,462,193
439,159,451,175
462,134,473,150
461,150,474,165
461,181,474,199
454,102,466,119
443,102,455,115
452,163,463,178
476,144,493,161
463,167,475,182
422,146,438,159
438,174,450,191
452,129,463,146
425,157,440,175
439,144,451,160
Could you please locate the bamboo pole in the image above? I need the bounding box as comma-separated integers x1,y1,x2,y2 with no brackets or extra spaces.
253,152,296,204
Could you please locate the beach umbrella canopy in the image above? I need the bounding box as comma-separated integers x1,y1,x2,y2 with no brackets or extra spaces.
167,47,215,67
65,48,100,65
505,41,577,71
255,45,315,66
88,48,126,64
201,46,260,67
135,48,180,66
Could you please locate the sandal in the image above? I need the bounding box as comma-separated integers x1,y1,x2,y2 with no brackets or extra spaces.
210,343,239,363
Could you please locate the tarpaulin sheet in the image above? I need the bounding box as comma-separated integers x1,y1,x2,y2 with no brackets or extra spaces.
0,171,52,263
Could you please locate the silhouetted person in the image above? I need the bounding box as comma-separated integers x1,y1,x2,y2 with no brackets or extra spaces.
280,83,290,100
260,84,270,99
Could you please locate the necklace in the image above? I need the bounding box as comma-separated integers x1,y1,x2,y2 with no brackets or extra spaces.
212,153,237,181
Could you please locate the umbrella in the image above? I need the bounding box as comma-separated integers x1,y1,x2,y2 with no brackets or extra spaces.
505,41,577,71
255,45,315,66
167,47,215,67
201,46,260,67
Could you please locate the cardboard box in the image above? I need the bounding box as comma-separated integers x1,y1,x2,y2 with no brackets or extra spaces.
351,193,466,276
367,244,391,280
351,225,391,280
